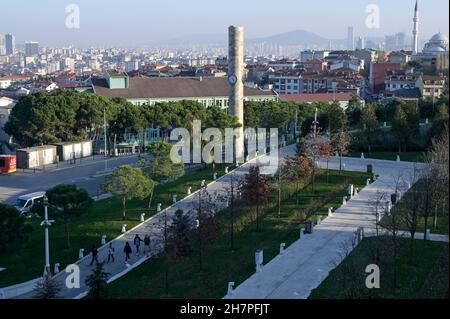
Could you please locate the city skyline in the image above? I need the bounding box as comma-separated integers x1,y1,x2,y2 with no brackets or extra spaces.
0,0,448,48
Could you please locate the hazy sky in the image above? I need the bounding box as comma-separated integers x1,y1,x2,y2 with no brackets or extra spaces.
1,0,448,47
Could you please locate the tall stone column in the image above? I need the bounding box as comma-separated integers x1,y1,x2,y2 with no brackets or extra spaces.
228,25,245,163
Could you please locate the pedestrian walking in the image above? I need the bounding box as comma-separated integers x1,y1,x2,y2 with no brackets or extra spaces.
144,235,151,255
90,245,99,266
107,243,115,263
124,242,132,262
134,234,142,255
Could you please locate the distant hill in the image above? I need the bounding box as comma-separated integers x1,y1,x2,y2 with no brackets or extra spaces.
156,29,347,47
248,30,340,47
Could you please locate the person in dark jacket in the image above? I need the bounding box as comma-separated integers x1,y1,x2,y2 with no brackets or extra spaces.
144,235,151,255
133,234,143,256
90,245,99,266
124,242,132,262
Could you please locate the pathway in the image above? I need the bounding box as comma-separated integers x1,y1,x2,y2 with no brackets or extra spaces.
226,154,448,299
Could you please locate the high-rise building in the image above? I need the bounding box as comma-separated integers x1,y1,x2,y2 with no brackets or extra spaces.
412,0,419,54
0,35,5,55
5,34,15,55
347,27,355,51
385,33,408,52
356,36,365,50
25,41,39,56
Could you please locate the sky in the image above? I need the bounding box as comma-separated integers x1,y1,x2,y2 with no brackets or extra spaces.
1,0,448,47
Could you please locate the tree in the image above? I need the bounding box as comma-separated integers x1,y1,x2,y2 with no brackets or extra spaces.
102,165,152,220
85,261,110,299
46,184,93,248
192,187,221,271
300,130,331,193
328,103,351,173
33,275,61,299
0,204,33,253
168,209,193,257
391,103,420,152
148,142,184,183
240,166,271,232
360,105,380,153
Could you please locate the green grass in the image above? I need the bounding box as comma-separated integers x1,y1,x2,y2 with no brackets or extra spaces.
106,170,371,299
347,152,426,163
309,237,449,299
380,182,449,236
0,164,226,287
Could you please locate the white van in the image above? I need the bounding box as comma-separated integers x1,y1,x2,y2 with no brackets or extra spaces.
14,192,46,216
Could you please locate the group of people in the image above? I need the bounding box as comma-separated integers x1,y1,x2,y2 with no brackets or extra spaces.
89,234,152,266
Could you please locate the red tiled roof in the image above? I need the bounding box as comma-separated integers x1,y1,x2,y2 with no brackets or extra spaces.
280,93,353,103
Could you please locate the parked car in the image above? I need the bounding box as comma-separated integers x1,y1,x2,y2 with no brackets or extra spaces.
14,192,46,217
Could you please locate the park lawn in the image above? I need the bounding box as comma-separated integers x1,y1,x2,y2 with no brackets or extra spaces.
309,237,449,299
380,182,449,236
347,152,426,163
106,170,371,299
0,164,225,288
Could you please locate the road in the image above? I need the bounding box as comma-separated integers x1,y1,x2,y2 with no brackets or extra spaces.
0,155,141,205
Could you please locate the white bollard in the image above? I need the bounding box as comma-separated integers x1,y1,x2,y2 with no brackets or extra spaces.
54,263,60,274
157,203,162,212
396,155,401,162
225,167,229,174
367,178,371,186
121,224,127,233
354,188,358,196
173,194,177,204
213,173,217,180
343,197,347,205
328,207,333,217
280,243,286,255
201,180,206,187
227,282,235,296
300,228,304,238
383,122,387,127
348,184,354,197
140,213,145,223
425,118,429,125
79,249,84,259
187,187,192,195
317,216,321,225
361,153,365,159
255,250,263,273
425,229,431,240
385,201,392,214
101,235,107,245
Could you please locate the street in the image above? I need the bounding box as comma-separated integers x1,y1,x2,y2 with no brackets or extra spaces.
0,155,141,205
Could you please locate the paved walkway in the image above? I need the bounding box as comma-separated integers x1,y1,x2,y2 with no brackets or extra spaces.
14,148,286,299
226,154,448,299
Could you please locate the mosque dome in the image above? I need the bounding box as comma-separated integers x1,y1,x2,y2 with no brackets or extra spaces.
423,33,449,54
430,33,449,43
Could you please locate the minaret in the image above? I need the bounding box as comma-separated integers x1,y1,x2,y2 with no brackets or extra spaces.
228,26,245,163
413,0,419,54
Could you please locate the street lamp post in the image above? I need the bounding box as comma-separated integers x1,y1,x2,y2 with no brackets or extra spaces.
40,196,54,277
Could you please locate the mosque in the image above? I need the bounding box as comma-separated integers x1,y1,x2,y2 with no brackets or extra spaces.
411,1,449,71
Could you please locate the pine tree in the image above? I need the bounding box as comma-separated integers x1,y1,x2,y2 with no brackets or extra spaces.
85,261,110,299
33,275,61,299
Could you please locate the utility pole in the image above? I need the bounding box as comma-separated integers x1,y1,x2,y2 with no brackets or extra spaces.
40,196,54,277
104,107,108,171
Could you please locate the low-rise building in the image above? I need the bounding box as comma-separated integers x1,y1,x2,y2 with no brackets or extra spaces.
415,75,447,98
91,70,277,107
